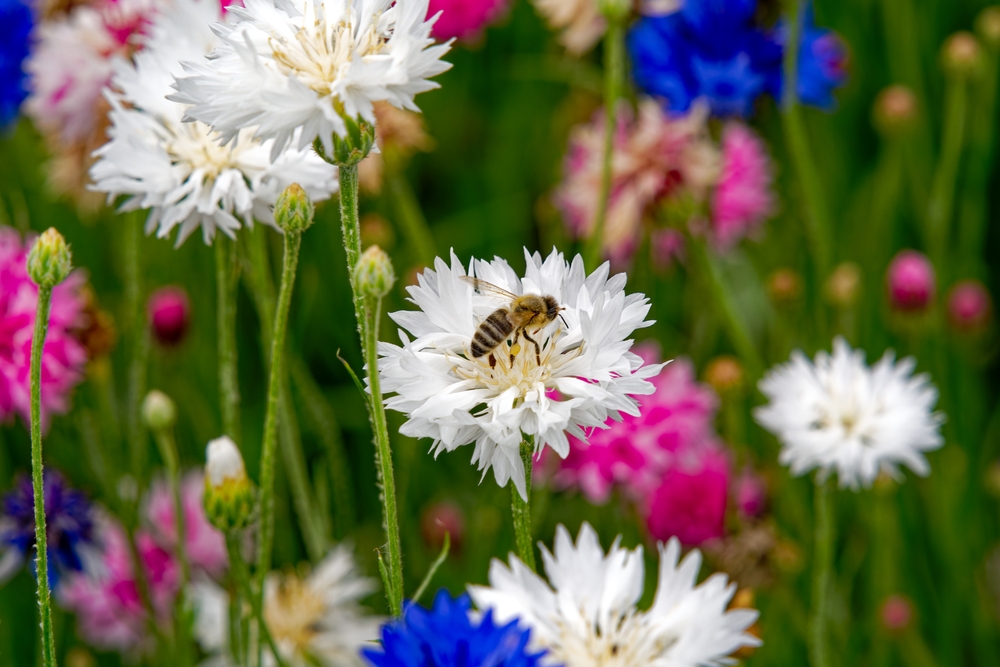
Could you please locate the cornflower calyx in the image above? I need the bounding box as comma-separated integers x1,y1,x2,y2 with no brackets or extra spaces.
27,228,72,288
313,115,377,167
354,245,396,299
275,183,315,233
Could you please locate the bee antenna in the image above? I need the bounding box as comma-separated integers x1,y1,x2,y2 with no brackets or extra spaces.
558,313,568,328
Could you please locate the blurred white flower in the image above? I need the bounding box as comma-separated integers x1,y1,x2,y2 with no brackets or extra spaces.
190,545,382,667
531,0,606,55
378,248,662,499
468,522,760,667
172,0,453,160
754,337,944,489
89,0,337,245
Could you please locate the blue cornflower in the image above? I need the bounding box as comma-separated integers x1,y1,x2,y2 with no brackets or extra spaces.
0,472,96,588
781,4,849,109
362,591,551,667
0,0,33,128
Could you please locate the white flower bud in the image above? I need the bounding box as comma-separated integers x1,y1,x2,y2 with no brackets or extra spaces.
204,436,255,532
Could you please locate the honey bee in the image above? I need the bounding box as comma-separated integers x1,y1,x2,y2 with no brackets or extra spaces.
461,276,565,367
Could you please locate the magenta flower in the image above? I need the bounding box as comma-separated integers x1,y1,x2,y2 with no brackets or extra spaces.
428,0,508,42
887,250,935,312
0,227,88,430
145,471,227,578
147,286,191,347
644,445,730,546
947,280,992,332
710,122,775,251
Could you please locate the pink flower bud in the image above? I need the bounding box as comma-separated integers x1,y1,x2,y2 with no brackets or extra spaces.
887,250,935,312
947,280,992,332
420,501,465,553
880,595,914,633
148,286,191,347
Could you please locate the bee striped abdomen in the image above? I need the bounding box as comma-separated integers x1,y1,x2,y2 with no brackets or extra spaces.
471,308,514,357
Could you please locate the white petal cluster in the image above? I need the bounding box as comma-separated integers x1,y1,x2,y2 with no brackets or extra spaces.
469,523,760,667
378,248,662,499
89,0,337,245
205,435,248,487
754,337,944,489
172,0,453,159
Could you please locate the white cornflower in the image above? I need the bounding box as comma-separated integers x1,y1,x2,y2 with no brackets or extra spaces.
172,0,453,160
378,248,662,499
468,523,760,667
754,337,944,489
190,546,382,667
89,0,337,245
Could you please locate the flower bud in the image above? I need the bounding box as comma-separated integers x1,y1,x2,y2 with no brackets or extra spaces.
880,595,914,633
420,501,465,553
148,286,190,347
27,228,73,289
274,183,315,233
824,262,862,308
767,268,802,305
947,280,992,333
704,355,744,395
313,115,376,167
887,250,935,312
353,245,396,299
976,7,1000,49
941,32,984,77
873,85,918,136
141,390,177,432
204,436,255,532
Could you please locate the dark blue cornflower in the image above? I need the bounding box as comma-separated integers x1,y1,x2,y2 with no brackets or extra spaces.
0,472,96,588
0,0,33,128
778,4,849,110
362,591,551,667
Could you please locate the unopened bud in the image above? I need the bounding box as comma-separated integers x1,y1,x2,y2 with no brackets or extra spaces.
873,85,918,136
142,390,177,431
354,245,396,299
767,268,802,305
598,0,631,21
204,436,255,532
947,280,992,333
704,355,744,395
825,262,862,308
314,115,376,167
887,250,935,312
274,184,314,233
976,7,1000,49
880,595,914,633
942,32,984,77
27,228,73,289
148,286,191,347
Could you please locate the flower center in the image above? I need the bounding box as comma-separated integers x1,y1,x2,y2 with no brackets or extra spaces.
548,612,675,667
268,10,389,98
166,122,255,183
264,574,325,654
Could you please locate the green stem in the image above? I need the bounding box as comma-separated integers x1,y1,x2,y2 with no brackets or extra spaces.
216,236,241,442
29,285,57,667
782,0,833,287
340,163,404,613
125,215,150,485
810,477,835,667
227,534,289,667
927,77,969,277
583,19,625,270
152,427,192,667
254,228,302,599
511,437,537,572
385,170,437,268
958,48,1000,267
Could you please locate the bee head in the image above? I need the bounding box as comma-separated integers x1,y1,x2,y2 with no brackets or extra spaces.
544,296,563,323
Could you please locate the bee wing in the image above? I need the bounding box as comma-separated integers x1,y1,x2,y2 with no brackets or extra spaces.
460,276,518,303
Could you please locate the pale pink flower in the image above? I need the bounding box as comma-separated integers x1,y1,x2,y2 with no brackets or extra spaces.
59,517,178,656
532,0,605,55
145,472,228,578
644,444,730,546
428,0,508,41
557,99,719,264
734,468,768,519
947,280,992,332
0,227,88,430
710,122,775,251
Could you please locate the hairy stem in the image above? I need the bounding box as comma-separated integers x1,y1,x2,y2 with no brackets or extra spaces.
511,437,537,572
216,235,241,442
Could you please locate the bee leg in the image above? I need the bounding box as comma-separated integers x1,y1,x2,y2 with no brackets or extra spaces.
522,329,541,366
509,329,521,365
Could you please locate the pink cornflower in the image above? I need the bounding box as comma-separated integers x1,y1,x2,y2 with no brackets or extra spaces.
557,99,719,264
145,472,227,578
0,227,88,430
887,250,935,312
644,444,730,545
147,286,190,347
428,0,508,42
709,122,775,251
59,516,178,656
947,280,992,332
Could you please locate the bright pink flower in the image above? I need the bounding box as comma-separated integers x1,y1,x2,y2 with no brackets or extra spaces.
145,472,227,578
59,517,178,656
0,227,88,430
887,250,935,312
947,280,992,332
428,0,508,41
644,445,730,546
710,122,775,251
147,286,190,347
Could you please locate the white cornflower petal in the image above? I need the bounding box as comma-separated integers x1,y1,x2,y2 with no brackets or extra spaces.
753,336,944,489
377,249,663,499
89,0,337,246
171,0,452,159
468,523,760,667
